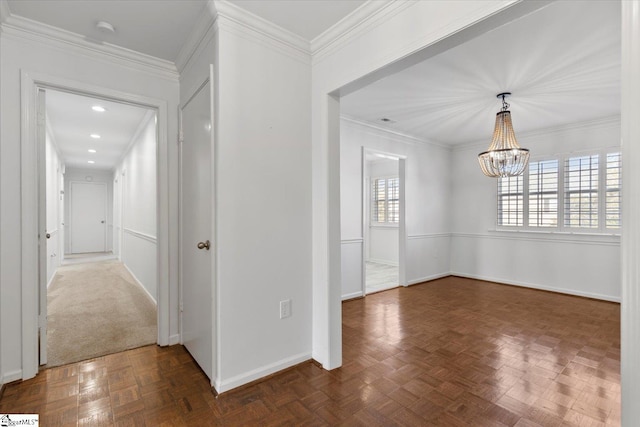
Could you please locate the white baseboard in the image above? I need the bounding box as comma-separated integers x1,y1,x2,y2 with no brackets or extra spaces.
1,369,23,384
407,272,450,286
451,271,621,303
123,264,157,305
215,352,311,393
46,271,57,289
168,334,180,346
367,258,399,266
342,291,363,301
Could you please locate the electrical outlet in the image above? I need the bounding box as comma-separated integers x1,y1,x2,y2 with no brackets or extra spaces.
280,299,292,319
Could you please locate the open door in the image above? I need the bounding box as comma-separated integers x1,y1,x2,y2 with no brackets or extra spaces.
37,87,47,365
179,66,216,383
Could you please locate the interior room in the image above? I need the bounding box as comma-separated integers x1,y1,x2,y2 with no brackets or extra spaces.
0,0,638,425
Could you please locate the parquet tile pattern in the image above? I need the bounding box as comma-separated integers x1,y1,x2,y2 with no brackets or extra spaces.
0,277,620,426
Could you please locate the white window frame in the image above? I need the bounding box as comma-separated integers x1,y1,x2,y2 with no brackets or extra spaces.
496,148,621,235
371,175,399,226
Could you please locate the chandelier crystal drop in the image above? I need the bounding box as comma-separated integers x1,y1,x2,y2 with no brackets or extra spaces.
478,93,530,177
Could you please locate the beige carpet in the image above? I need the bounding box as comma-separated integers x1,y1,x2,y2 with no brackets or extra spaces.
46,260,157,367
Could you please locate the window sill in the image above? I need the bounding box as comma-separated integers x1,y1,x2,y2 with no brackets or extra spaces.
370,224,399,229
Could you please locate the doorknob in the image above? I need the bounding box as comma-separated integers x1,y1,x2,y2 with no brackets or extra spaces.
46,233,51,239
197,240,210,250
101,220,105,224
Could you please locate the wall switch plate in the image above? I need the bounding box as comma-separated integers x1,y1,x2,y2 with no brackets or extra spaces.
280,299,292,319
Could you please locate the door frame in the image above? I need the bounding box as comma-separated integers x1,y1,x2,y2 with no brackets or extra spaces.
20,71,170,378
68,181,108,254
360,148,407,296
177,65,218,388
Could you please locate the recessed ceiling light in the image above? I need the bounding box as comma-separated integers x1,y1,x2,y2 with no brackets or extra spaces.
96,21,115,34
88,160,95,164
88,149,97,153
90,134,101,139
92,105,106,112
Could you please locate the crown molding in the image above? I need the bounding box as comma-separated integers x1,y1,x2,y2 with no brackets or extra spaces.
175,0,217,73
341,114,450,150
0,14,179,81
0,0,10,24
214,0,310,63
311,0,415,64
453,115,622,152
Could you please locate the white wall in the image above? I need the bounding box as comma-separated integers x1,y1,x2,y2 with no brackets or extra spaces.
64,168,114,254
45,126,63,285
0,23,179,383
114,112,157,301
450,118,621,301
213,17,312,392
340,118,451,300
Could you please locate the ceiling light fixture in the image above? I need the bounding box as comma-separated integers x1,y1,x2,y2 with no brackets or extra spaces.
91,105,106,112
88,149,97,153
88,160,95,164
90,134,101,139
478,92,530,177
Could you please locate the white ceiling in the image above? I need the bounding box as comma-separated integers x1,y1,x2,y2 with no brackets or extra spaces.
6,0,209,62
341,0,621,146
46,90,151,170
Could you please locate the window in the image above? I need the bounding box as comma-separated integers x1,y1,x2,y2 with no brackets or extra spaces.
372,177,399,224
498,174,523,226
497,150,621,233
529,160,558,227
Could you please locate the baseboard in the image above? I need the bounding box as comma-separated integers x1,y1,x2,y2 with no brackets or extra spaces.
451,271,621,303
168,334,180,346
342,291,363,301
367,258,399,267
46,271,57,289
122,264,157,305
1,369,23,385
215,352,312,393
407,272,451,286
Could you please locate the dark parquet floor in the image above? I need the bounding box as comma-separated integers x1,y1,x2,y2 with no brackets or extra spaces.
0,276,620,426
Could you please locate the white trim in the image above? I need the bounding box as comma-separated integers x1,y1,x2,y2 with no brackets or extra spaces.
341,115,448,149
1,370,22,385
407,233,451,240
453,231,620,247
340,238,363,244
0,15,178,81
311,1,414,62
215,352,311,394
451,272,621,303
123,228,157,244
407,272,451,286
453,115,622,152
341,291,363,301
367,258,398,267
214,0,311,65
168,334,180,346
123,263,157,305
20,71,171,382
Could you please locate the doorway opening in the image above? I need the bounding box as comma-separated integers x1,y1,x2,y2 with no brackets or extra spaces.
41,88,159,367
363,150,403,294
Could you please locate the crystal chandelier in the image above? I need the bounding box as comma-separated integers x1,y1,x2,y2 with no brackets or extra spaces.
478,93,530,177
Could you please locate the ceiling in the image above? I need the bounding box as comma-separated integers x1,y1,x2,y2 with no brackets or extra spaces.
46,90,151,170
341,0,621,146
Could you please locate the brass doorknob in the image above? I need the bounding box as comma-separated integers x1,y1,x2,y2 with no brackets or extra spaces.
197,240,210,250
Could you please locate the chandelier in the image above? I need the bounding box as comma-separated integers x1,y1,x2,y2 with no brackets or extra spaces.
478,93,530,177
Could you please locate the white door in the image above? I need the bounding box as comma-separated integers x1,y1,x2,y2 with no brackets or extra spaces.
70,182,107,253
180,74,215,381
